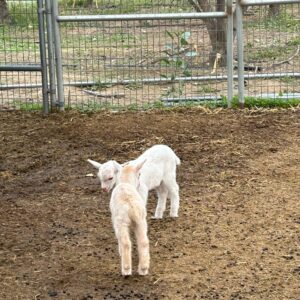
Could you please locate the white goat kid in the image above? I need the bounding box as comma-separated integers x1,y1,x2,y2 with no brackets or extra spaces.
88,144,181,218
110,160,150,276
87,159,121,192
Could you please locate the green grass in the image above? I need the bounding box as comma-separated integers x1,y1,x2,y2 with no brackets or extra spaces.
198,85,219,93
12,101,43,111
263,12,300,32
60,0,189,14
247,45,287,61
71,95,300,113
248,12,300,33
246,35,300,62
60,0,155,14
7,2,38,27
0,31,38,52
280,76,297,84
229,96,300,108
10,96,300,113
287,36,300,46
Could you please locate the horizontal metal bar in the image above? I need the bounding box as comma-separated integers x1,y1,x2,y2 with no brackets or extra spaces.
241,0,300,6
0,64,42,72
162,96,223,102
1,72,300,90
66,72,300,85
57,12,227,23
162,93,300,103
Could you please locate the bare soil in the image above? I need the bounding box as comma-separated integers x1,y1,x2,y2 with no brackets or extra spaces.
0,108,299,300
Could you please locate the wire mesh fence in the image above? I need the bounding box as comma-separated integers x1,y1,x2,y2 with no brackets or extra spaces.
0,0,299,111
59,17,228,109
242,3,300,100
0,0,43,110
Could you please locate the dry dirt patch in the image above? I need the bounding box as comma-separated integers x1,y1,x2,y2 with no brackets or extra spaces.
0,108,299,299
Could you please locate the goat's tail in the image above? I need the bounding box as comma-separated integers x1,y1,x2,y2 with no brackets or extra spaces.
174,154,181,166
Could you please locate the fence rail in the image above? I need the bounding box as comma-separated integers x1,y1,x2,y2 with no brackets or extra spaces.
0,0,299,112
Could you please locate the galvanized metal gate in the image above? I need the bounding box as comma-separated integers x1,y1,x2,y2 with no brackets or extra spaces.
0,0,299,113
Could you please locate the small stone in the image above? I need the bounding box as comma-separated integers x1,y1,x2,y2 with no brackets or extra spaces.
48,291,58,297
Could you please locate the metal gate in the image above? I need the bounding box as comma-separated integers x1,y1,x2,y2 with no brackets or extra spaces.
1,0,299,113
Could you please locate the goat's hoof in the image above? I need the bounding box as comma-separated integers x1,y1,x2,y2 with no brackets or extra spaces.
138,266,149,276
122,268,132,276
170,213,178,218
152,214,163,219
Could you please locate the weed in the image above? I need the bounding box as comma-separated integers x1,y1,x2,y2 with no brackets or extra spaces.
198,85,219,93
12,101,43,111
248,45,287,61
7,1,38,27
160,31,195,98
229,96,300,108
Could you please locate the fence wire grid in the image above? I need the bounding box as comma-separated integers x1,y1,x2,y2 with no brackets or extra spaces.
0,0,299,111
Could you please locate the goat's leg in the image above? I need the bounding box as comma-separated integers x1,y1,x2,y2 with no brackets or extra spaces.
135,219,150,275
153,184,168,219
117,227,132,276
164,178,180,217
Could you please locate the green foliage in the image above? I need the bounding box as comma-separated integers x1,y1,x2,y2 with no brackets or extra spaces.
248,12,300,33
279,76,297,84
60,0,156,14
229,96,300,108
160,31,194,98
0,31,38,52
12,101,43,111
198,85,219,93
287,36,300,46
6,1,38,27
262,12,300,32
248,45,287,61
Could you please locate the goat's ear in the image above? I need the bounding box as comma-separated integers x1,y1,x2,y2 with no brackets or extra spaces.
113,161,122,173
87,159,102,169
135,158,146,173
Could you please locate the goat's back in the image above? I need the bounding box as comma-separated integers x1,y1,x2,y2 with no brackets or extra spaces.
110,183,146,226
136,145,179,190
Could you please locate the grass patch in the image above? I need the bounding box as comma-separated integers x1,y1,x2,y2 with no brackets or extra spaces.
0,31,38,52
248,12,300,33
7,1,38,27
229,96,300,108
287,36,300,46
247,45,287,61
198,85,219,93
263,12,300,32
60,0,189,14
12,101,43,111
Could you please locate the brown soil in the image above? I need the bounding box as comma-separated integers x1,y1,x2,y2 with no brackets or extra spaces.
0,108,299,300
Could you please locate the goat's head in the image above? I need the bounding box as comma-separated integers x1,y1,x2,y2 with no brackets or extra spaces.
87,159,121,192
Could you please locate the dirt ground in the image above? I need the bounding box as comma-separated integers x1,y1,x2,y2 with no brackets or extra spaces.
0,107,299,300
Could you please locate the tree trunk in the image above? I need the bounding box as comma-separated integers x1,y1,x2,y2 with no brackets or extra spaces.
268,4,280,17
0,0,9,23
188,0,227,66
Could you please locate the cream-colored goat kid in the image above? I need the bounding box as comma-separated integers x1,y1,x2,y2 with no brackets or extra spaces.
110,160,150,276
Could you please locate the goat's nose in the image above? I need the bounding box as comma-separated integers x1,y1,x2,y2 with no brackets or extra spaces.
102,187,108,193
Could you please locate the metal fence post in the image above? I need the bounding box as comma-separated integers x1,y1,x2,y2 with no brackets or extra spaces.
51,0,65,111
45,0,57,111
226,0,234,108
37,0,49,114
236,0,245,107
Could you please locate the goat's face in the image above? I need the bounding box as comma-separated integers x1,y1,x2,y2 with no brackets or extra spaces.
97,161,121,193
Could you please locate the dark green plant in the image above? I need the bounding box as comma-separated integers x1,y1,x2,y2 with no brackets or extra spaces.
160,31,195,98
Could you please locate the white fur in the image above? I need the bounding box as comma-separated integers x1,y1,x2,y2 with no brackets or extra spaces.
88,144,180,218
110,161,150,276
87,159,121,192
